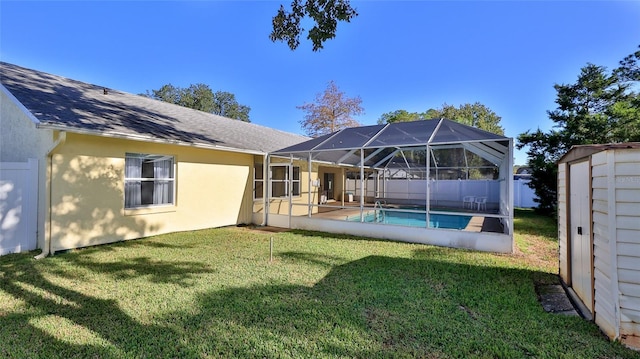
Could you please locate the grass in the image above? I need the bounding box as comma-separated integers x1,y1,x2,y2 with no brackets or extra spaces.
1,209,638,358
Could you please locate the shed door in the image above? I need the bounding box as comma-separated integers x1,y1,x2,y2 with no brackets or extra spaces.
569,160,592,312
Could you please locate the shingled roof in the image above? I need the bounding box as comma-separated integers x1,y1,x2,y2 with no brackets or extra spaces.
0,62,307,154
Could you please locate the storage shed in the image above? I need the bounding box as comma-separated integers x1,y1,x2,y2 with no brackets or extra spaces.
558,143,640,349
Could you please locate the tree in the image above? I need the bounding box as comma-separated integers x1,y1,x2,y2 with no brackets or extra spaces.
270,0,358,51
425,103,505,135
143,83,251,122
377,102,505,135
377,110,427,124
517,46,640,215
615,45,640,82
298,80,364,137
375,103,504,180
148,84,181,105
211,91,251,122
516,129,564,214
179,84,215,113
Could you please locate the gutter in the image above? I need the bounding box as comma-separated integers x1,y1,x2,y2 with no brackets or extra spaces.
262,154,270,226
36,123,266,156
34,131,66,259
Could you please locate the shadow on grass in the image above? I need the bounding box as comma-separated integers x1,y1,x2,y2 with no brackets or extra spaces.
286,229,392,244
1,248,636,358
66,254,216,286
173,254,631,358
0,265,199,358
278,251,350,268
58,236,199,254
0,253,211,358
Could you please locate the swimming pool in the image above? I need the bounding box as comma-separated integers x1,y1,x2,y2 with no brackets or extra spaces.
347,210,472,230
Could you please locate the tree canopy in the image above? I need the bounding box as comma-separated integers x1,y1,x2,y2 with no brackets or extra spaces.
270,0,358,51
517,45,640,215
377,110,427,124
143,83,251,122
377,102,505,135
298,80,364,137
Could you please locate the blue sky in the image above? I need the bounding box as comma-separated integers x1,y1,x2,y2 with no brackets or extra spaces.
2,1,639,164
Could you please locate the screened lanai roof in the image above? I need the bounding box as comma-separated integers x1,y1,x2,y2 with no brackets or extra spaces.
271,118,511,168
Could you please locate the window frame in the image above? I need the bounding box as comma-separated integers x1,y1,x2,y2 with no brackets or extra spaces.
124,153,176,209
253,163,264,200
268,164,301,199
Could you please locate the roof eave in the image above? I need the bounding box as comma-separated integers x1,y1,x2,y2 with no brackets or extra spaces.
1,83,41,125
36,123,266,156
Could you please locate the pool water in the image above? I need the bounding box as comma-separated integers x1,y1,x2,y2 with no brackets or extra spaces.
348,211,471,230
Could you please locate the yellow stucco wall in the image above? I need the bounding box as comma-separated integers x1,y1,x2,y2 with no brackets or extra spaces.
318,165,346,201
49,133,254,251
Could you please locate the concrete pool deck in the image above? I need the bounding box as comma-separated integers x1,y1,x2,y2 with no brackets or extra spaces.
303,204,504,234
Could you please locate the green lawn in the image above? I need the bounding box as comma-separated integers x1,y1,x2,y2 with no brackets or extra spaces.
1,209,638,358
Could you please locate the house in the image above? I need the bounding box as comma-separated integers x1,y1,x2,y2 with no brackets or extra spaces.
557,143,640,349
0,62,306,256
2,62,515,257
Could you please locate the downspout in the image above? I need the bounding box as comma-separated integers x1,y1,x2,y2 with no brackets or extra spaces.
359,150,365,222
262,154,269,226
308,152,312,218
35,131,66,259
288,154,293,229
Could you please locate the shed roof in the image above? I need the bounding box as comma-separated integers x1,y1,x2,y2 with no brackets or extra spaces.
557,143,640,164
0,62,307,154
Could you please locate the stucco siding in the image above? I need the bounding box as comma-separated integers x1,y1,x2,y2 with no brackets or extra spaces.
49,133,254,251
0,87,53,162
1,86,56,251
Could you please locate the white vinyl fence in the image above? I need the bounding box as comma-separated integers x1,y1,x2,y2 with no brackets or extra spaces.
346,179,499,206
0,159,38,255
345,178,538,208
514,178,537,208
